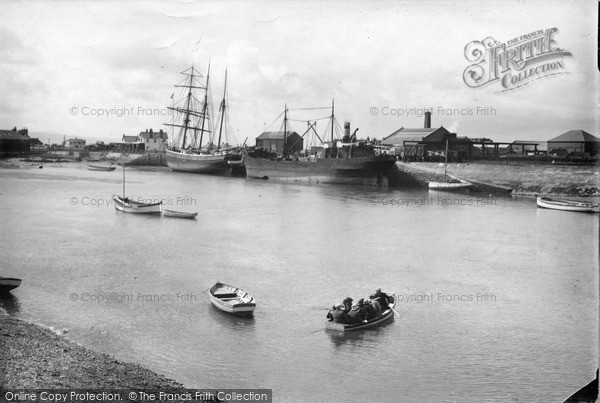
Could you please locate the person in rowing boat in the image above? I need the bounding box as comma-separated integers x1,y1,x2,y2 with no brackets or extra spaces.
363,299,377,320
331,303,349,324
370,297,382,317
370,288,392,311
342,297,353,312
347,298,368,324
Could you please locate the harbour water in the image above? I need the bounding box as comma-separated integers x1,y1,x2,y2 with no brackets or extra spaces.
0,164,597,402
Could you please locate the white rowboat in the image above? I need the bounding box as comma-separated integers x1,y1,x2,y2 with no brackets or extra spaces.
536,197,599,213
209,282,256,316
162,209,198,219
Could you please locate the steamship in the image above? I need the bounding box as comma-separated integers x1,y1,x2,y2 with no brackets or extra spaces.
244,101,397,186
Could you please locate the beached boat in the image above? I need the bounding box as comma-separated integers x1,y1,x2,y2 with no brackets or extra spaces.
244,102,396,186
326,297,396,332
428,139,472,191
112,160,162,214
87,164,116,171
428,179,472,190
165,66,243,175
537,196,599,213
208,282,256,316
162,209,198,219
0,277,22,294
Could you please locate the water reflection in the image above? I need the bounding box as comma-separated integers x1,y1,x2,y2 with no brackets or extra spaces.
326,319,395,348
0,293,20,315
207,304,256,331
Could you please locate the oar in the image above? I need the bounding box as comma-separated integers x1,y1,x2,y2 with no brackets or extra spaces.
202,285,212,294
390,306,401,318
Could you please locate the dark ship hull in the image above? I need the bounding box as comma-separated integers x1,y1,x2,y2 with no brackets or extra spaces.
244,153,396,186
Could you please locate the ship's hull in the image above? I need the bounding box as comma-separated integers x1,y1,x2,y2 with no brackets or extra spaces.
166,149,230,174
244,154,396,186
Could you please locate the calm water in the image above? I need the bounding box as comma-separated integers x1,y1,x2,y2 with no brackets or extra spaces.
0,163,597,402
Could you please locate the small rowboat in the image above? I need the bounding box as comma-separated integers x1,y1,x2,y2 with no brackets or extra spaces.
163,209,198,219
209,282,256,316
88,164,116,171
428,179,472,190
537,197,599,213
326,297,396,332
0,277,22,294
112,195,162,214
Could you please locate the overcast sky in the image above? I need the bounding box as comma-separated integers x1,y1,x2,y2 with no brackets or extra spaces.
1,0,597,146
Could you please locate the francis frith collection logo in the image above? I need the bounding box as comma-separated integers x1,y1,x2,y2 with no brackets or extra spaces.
463,28,572,92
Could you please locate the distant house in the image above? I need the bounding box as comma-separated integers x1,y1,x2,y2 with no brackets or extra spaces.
256,131,303,155
122,135,139,143
139,129,168,152
0,127,30,153
65,137,86,150
547,130,600,156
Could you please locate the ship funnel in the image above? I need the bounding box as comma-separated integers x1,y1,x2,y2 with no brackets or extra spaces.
344,121,351,138
424,111,431,129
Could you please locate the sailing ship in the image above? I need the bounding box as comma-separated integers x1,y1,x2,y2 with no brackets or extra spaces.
165,66,241,175
244,101,396,186
428,139,472,190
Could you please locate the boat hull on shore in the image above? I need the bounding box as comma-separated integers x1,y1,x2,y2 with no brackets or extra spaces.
0,277,22,294
537,196,599,213
209,282,256,316
112,195,162,214
326,300,396,332
428,180,472,190
166,150,231,175
244,154,396,186
87,164,116,171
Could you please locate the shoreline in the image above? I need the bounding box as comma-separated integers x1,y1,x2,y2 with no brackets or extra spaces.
0,314,191,392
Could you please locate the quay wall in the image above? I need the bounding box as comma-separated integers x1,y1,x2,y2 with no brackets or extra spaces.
389,161,599,196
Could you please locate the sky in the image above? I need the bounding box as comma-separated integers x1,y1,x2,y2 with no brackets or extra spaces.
1,0,598,146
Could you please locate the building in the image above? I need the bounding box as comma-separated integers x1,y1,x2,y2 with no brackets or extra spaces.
0,127,30,154
139,129,168,152
65,138,86,150
255,131,303,155
547,130,600,156
511,140,547,155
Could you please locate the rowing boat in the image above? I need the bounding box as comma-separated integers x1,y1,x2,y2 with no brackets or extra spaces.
88,164,116,171
326,297,396,332
537,196,599,213
208,282,256,316
162,209,198,219
428,179,472,190
0,277,22,294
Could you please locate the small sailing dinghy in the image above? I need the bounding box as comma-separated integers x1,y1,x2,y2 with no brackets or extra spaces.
112,158,162,214
162,209,198,219
0,277,22,294
428,139,472,190
208,282,256,316
537,197,599,213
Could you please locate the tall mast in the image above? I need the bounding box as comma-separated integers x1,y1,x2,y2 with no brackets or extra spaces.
181,66,195,149
122,159,126,198
331,99,335,143
198,62,210,150
282,104,288,156
217,69,227,150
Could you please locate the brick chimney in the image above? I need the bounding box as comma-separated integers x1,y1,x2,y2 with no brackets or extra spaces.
424,111,431,129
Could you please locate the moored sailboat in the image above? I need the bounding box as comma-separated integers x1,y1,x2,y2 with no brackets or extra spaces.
165,66,241,175
244,101,396,186
112,158,162,214
428,139,472,190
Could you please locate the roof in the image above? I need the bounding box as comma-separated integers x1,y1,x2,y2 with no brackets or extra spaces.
256,131,300,140
0,130,30,140
66,138,85,142
548,130,600,143
381,127,448,146
139,130,168,140
122,135,139,142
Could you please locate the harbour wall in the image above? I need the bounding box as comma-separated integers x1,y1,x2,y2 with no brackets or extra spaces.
388,161,599,196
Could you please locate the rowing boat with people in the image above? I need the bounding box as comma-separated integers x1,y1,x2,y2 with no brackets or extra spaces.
326,295,396,332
